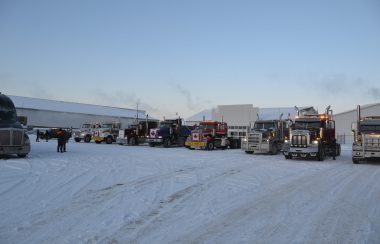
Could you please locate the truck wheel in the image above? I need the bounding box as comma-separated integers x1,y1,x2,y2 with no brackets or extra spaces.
149,142,155,147
229,140,237,149
337,144,341,156
352,158,360,164
177,137,185,147
164,139,171,148
207,142,214,150
271,145,278,155
106,136,113,144
74,138,81,143
245,151,253,154
84,135,91,143
317,148,325,161
130,137,136,146
17,154,27,158
284,155,291,159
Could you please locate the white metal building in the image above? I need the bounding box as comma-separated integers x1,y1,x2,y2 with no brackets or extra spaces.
186,104,299,139
8,95,152,129
334,103,380,144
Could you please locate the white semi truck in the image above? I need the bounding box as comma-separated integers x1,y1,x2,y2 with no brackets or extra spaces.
352,105,380,164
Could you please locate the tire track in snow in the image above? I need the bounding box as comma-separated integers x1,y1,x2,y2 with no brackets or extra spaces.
106,162,252,243
181,163,380,244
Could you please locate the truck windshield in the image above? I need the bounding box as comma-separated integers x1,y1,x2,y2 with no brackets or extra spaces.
160,122,172,129
254,122,275,130
0,102,17,123
199,124,217,130
294,121,320,130
360,125,380,132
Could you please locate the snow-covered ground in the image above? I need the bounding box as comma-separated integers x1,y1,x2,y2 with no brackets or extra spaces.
1,137,380,244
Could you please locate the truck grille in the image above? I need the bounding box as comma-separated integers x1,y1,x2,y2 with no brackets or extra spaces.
291,135,307,147
12,130,23,145
248,133,261,144
364,137,380,148
0,129,24,146
0,131,11,145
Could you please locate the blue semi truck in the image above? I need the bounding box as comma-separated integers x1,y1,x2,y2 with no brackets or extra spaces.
147,118,192,147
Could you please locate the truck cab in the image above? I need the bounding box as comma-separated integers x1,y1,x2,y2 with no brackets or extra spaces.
73,122,95,143
147,118,192,147
282,106,340,161
185,121,230,150
352,105,380,164
117,120,158,145
0,93,31,157
241,119,290,154
92,122,121,144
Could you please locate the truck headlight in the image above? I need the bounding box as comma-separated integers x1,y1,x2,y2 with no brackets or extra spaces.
241,138,247,142
312,140,318,145
284,140,289,143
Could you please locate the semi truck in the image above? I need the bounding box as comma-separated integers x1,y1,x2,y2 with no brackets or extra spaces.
73,122,97,143
147,118,192,147
352,105,380,164
282,105,340,161
241,116,291,154
0,93,31,158
185,120,240,150
92,121,121,144
117,120,158,145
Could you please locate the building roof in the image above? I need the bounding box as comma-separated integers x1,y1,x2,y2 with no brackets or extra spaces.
187,106,316,122
334,103,380,116
8,95,147,119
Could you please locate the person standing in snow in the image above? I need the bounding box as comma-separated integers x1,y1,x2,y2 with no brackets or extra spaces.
36,129,40,142
62,129,68,152
45,129,50,142
56,129,64,152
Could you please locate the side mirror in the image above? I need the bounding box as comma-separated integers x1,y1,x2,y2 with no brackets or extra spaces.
351,122,357,132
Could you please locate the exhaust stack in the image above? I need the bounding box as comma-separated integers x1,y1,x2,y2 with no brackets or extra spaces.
357,105,361,122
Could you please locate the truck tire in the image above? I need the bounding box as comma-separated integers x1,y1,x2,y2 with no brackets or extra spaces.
336,144,341,156
352,158,360,164
245,151,253,154
149,142,155,147
207,141,214,150
163,138,171,148
95,140,102,144
284,155,292,159
271,144,278,155
17,154,27,158
74,138,81,143
317,147,325,161
229,139,237,149
177,137,185,147
84,135,91,143
106,136,113,144
130,137,137,146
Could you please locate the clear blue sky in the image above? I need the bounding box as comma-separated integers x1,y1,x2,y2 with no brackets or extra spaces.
1,0,379,119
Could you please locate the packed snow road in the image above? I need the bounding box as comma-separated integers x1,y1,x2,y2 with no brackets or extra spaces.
1,137,380,243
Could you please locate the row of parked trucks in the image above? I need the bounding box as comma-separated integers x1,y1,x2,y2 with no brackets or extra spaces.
2,91,378,164
241,106,341,161
70,105,380,163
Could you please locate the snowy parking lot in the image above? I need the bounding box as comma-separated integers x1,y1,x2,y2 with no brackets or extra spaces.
1,137,380,243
